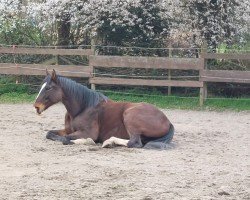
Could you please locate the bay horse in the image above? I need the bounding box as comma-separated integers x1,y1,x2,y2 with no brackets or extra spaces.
34,69,174,149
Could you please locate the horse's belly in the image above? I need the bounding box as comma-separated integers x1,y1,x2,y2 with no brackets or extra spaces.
98,103,130,142
99,125,129,142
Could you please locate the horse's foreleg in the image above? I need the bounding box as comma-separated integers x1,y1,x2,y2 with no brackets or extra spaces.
102,137,129,148
46,129,68,142
62,131,97,145
46,112,72,142
62,111,99,145
60,131,81,145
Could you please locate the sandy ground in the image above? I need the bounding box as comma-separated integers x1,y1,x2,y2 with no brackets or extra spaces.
0,103,249,200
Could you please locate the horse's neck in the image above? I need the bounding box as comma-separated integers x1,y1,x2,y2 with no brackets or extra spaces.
61,86,100,118
59,78,104,118
61,86,86,118
62,97,84,118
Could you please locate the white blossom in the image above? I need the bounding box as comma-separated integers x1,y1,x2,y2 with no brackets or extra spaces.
0,0,249,48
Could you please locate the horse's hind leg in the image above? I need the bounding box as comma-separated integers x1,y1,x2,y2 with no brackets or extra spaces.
123,106,146,148
123,103,170,148
127,134,143,148
123,112,143,148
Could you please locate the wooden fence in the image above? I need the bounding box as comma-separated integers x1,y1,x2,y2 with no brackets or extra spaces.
0,46,93,77
199,52,250,104
0,46,249,105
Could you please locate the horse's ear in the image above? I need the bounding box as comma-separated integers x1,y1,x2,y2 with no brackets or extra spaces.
46,68,50,76
51,69,57,83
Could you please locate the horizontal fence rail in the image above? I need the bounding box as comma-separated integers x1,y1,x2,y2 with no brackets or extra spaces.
89,55,203,70
0,63,92,78
0,46,250,106
0,47,94,56
90,77,203,88
201,70,250,83
201,52,249,60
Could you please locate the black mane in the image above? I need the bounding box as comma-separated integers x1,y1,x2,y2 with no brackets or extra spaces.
57,76,108,108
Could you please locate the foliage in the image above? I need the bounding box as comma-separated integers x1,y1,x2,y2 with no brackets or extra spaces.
26,0,174,47
0,75,42,96
0,1,49,45
94,0,170,47
0,19,48,45
181,0,250,49
0,0,249,49
0,76,29,95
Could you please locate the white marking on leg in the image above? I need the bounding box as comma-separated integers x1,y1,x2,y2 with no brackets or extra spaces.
102,137,129,148
70,138,96,145
36,82,47,99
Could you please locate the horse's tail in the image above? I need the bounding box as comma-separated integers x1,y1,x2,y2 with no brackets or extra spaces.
143,123,175,150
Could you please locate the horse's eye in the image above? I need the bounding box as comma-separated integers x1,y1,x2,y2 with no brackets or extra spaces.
45,86,52,91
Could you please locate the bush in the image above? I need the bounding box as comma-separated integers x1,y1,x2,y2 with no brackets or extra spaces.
0,76,29,95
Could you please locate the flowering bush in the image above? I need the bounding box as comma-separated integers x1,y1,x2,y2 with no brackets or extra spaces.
0,0,249,49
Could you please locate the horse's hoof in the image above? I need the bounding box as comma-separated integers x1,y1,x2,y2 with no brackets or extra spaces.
46,131,55,139
102,140,115,148
127,141,143,148
62,138,71,145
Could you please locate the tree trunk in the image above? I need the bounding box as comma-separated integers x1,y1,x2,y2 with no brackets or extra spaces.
57,14,71,46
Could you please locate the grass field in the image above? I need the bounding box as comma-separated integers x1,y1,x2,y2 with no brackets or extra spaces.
0,90,249,111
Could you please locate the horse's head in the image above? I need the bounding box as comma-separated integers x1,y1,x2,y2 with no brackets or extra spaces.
34,69,63,114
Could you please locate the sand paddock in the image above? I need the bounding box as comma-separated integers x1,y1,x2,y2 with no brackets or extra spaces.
0,104,249,200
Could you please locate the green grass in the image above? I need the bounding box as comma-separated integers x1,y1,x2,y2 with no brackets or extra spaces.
0,92,36,103
1,90,249,111
204,98,250,111
105,91,199,110
102,91,250,111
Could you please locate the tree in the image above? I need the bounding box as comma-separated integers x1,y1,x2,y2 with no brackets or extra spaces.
0,0,249,49
0,0,48,45
181,0,250,50
92,0,171,48
25,0,175,47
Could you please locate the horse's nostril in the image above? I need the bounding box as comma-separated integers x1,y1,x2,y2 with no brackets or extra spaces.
35,106,41,114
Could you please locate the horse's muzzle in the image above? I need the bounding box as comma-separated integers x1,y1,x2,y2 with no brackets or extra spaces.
34,102,45,115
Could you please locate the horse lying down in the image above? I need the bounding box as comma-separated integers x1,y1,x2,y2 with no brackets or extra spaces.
34,69,174,149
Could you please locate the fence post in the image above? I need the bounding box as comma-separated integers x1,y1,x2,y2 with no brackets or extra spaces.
199,44,207,106
55,46,59,65
203,61,208,100
90,38,96,90
168,46,172,95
